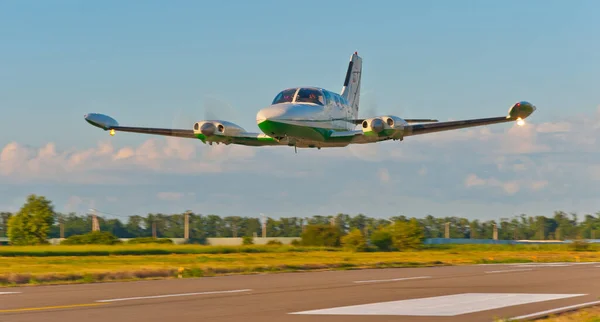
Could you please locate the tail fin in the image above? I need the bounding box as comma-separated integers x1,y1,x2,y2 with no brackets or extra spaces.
340,52,362,120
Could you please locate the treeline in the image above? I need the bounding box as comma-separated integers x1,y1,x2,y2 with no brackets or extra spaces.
2,195,600,242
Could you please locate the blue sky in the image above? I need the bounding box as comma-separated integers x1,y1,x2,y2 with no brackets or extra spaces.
1,1,599,221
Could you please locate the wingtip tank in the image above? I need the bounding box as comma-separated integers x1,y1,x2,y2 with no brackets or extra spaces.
507,101,536,120
84,113,119,130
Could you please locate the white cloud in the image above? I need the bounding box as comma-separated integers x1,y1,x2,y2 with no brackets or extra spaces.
464,173,549,195
378,168,391,183
536,122,571,133
467,174,521,195
157,192,185,201
590,165,600,181
0,138,259,184
530,180,549,191
465,174,486,187
62,195,97,214
501,181,520,195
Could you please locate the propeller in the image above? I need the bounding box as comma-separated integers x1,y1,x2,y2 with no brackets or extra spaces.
347,90,385,162
202,95,240,121
345,90,422,162
168,95,247,163
171,95,241,132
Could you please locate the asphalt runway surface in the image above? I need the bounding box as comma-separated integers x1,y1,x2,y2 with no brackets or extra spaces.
2,262,600,322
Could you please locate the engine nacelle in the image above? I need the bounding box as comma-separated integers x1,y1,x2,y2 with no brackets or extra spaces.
193,120,246,137
361,116,407,133
361,118,384,133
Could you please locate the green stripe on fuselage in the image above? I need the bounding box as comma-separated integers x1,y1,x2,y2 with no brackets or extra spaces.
257,120,342,142
257,120,396,144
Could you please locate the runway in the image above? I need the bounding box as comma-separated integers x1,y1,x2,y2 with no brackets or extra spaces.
2,262,600,321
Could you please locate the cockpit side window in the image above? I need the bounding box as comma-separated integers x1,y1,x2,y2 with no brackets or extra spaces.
295,88,324,106
323,90,333,107
272,88,297,104
333,94,340,106
339,96,348,106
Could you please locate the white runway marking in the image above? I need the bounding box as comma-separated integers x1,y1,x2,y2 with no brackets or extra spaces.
96,289,252,303
353,276,431,284
509,300,600,320
515,264,570,268
290,293,586,316
0,292,21,295
485,269,533,274
478,262,600,267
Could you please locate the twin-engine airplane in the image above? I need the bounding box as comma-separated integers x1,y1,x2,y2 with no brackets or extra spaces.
85,52,536,151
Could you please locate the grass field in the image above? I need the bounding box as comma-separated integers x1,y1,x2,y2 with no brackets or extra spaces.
0,244,340,257
1,243,599,286
530,306,600,321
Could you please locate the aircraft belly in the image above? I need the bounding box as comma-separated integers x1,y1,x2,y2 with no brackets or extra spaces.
258,120,336,142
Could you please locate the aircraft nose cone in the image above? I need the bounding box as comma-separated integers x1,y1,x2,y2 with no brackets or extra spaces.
256,105,288,124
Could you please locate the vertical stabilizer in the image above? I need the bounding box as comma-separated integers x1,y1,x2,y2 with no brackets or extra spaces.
340,52,362,119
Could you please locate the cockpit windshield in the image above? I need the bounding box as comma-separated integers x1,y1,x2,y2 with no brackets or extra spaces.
271,87,326,106
295,88,325,106
272,88,297,105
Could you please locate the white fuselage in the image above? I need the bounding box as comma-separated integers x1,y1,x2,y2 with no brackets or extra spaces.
256,87,356,136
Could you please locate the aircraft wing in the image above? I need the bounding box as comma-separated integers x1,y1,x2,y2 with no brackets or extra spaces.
333,101,536,143
85,113,197,138
84,113,283,146
405,116,512,136
351,118,438,124
404,101,536,136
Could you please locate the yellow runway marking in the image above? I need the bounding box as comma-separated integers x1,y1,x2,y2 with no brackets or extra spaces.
0,302,107,313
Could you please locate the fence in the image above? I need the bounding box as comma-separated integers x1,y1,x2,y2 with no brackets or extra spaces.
43,237,300,246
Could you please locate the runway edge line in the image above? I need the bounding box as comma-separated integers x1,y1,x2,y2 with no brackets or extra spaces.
509,300,600,321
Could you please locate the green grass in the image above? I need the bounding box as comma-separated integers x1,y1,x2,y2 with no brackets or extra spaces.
532,306,600,321
2,243,600,286
0,244,340,257
494,305,600,321
0,243,596,257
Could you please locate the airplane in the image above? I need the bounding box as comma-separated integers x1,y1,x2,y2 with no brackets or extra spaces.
84,52,536,152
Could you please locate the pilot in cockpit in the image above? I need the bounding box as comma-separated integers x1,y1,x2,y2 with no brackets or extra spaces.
310,93,325,105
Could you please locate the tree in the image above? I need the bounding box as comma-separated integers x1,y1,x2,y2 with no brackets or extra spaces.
370,226,393,251
390,218,424,250
61,231,122,245
341,228,367,251
300,224,341,247
0,212,11,237
7,195,55,245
